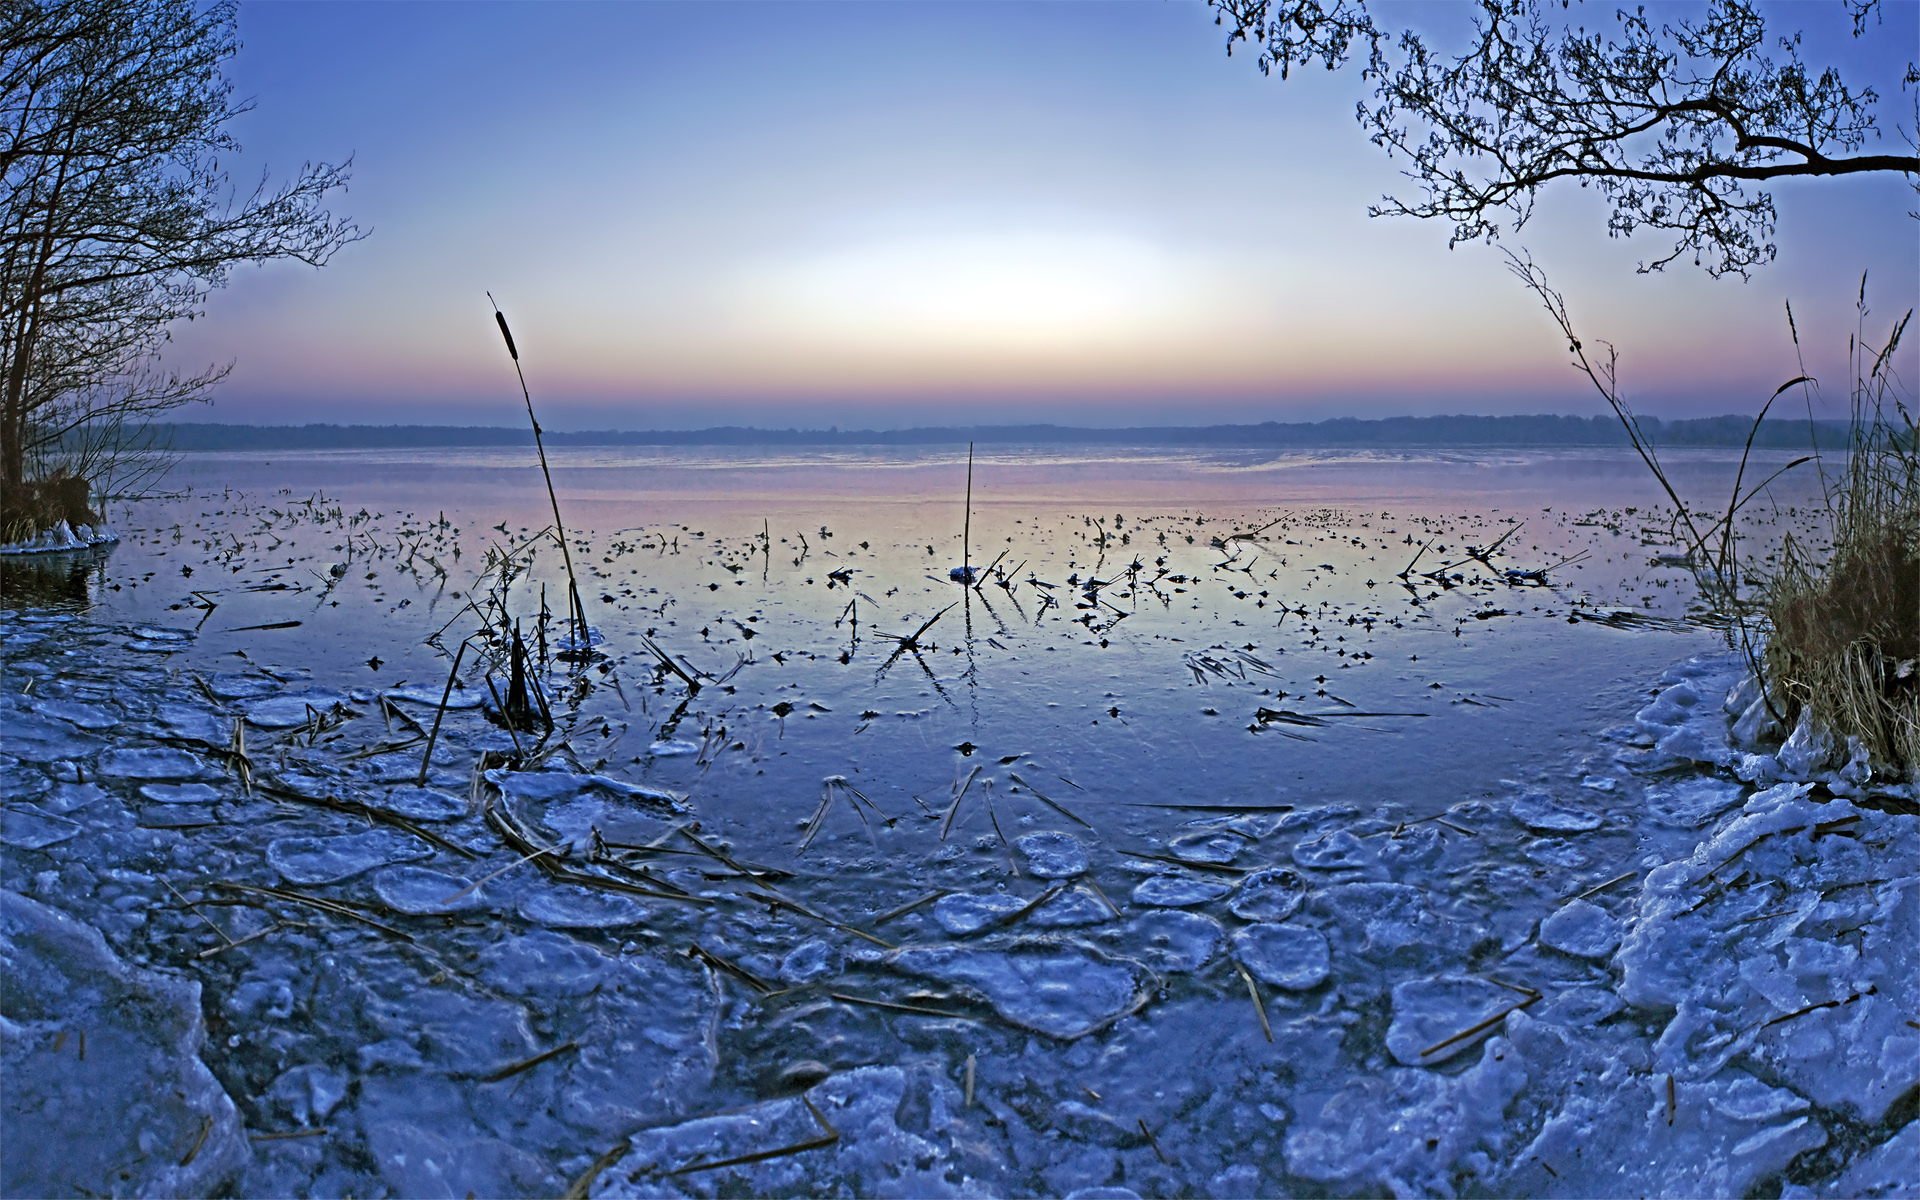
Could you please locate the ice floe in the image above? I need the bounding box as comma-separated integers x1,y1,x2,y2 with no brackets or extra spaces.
1538,898,1623,960
1227,866,1308,921
1232,923,1330,991
1017,830,1089,877
888,940,1155,1039
1130,873,1232,907
266,830,436,884
371,865,488,914
0,889,246,1197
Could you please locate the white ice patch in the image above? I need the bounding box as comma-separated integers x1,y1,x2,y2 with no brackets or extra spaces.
1617,780,1920,1123
888,939,1153,1039
1508,792,1603,833
0,808,78,849
0,520,117,555
1506,1068,1824,1199
1029,887,1113,928
486,768,688,818
1313,882,1471,968
205,672,281,700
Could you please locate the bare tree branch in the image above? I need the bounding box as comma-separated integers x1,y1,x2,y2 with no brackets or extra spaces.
1214,0,1918,277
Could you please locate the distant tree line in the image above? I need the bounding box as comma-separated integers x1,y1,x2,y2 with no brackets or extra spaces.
140,414,1858,452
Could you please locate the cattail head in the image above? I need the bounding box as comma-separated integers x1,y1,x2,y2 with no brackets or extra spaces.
494,310,519,361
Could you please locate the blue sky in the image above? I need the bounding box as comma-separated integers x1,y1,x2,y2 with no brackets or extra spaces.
168,1,1917,429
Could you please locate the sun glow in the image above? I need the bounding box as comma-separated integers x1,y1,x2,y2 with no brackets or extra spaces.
751,230,1194,354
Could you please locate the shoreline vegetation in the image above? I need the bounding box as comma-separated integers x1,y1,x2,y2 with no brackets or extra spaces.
131,414,1859,452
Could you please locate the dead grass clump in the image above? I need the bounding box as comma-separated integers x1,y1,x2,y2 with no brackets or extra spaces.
0,470,98,543
1764,298,1918,782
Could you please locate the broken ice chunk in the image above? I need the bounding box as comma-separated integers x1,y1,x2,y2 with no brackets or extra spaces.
0,890,248,1197
1508,791,1603,833
205,673,280,700
1232,924,1331,991
517,886,648,929
887,939,1153,1039
1386,975,1520,1066
1637,682,1701,730
1539,987,1625,1028
138,783,223,805
1644,777,1747,829
1290,829,1376,870
1131,874,1231,908
266,830,434,885
932,892,1026,934
1017,830,1089,878
1228,867,1308,922
97,747,206,780
1313,882,1460,966
0,808,78,849
28,698,116,730
478,928,613,997
1540,899,1624,960
1285,1036,1528,1193
1029,888,1112,927
381,683,486,709
1169,830,1245,865
370,786,468,822
485,768,687,817
778,939,841,984
371,866,487,915
1117,910,1222,973
243,691,348,729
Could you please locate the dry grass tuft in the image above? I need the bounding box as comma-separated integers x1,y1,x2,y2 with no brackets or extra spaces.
0,469,97,542
1764,298,1918,781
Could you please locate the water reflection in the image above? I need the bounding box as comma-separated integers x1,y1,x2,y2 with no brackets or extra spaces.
0,545,111,610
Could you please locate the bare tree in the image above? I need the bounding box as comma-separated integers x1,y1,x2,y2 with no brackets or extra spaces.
1211,0,1918,276
0,0,361,516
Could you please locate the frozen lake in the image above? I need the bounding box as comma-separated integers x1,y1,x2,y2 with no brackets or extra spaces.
4,443,1912,1198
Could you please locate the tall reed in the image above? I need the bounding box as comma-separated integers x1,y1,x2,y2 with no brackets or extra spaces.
488,296,591,656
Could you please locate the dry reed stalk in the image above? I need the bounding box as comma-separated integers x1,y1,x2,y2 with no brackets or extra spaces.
489,297,592,655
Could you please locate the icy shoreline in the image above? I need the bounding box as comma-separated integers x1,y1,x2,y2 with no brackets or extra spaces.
0,520,118,556
1,606,1914,1198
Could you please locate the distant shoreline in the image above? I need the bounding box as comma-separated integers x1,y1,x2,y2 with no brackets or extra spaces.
149,414,1850,451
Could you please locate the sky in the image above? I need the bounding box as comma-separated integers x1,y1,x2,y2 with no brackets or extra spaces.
166,1,1918,430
